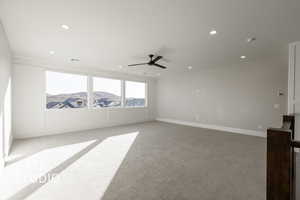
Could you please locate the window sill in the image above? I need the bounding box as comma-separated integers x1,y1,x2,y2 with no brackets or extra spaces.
45,106,148,111
45,107,89,112
91,106,148,110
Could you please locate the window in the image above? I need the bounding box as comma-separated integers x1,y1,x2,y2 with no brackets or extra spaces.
46,71,88,109
125,81,146,107
93,77,121,108
46,70,148,109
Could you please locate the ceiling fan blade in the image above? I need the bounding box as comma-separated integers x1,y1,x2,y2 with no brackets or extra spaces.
153,63,167,69
128,63,148,67
152,56,163,63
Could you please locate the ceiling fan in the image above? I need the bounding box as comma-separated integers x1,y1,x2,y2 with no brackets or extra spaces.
128,54,167,69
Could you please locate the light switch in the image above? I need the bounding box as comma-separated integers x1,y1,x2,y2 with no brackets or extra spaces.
273,104,280,109
277,90,284,96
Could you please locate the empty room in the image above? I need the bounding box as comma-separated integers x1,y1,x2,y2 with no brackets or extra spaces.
0,0,300,199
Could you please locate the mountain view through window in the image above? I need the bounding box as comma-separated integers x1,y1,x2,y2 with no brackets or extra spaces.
93,77,121,107
46,71,87,109
46,71,147,109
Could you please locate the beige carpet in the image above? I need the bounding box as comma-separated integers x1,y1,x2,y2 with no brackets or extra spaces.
3,121,270,199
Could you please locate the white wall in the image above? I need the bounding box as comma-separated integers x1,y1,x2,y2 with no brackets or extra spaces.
294,42,300,141
156,58,287,135
0,21,12,168
13,64,156,138
289,42,300,141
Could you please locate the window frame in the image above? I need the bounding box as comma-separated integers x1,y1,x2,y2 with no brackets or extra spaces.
45,70,148,110
45,70,89,110
124,80,148,108
91,76,123,109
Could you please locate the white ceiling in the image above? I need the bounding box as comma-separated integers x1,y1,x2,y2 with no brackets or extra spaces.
0,0,300,76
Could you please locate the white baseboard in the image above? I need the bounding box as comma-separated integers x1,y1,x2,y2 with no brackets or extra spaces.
5,134,13,156
0,157,4,174
156,118,266,138
14,119,155,139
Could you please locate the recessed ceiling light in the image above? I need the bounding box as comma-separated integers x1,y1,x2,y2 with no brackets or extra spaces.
49,51,55,55
188,66,193,70
119,65,123,69
61,24,70,30
240,56,246,59
70,58,80,62
209,30,217,35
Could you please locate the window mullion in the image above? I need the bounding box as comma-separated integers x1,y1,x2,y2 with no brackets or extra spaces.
88,76,93,108
121,80,125,107
145,82,148,107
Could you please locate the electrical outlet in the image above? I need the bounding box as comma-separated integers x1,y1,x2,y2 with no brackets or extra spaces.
273,104,280,109
195,114,200,121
